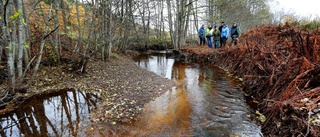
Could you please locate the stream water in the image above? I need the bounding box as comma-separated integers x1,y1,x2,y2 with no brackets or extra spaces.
0,89,101,137
126,53,262,136
0,53,261,137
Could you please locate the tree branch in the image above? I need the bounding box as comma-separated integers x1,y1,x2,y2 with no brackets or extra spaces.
22,56,36,79
3,0,9,26
42,25,59,40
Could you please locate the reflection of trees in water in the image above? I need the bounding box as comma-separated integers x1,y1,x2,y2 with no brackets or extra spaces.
171,62,187,82
135,54,151,69
0,89,100,137
135,54,174,78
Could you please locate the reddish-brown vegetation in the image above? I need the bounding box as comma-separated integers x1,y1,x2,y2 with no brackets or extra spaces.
179,25,320,136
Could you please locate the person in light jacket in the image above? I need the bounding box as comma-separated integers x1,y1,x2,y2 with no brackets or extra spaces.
205,24,214,48
221,23,229,47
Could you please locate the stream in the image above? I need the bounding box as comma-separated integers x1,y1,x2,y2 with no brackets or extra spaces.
0,53,261,137
126,53,262,136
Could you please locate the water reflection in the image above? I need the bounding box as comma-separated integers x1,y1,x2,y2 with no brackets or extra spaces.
133,62,193,136
132,53,261,136
133,53,174,79
0,89,100,137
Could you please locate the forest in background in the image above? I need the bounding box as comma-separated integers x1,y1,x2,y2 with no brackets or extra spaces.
0,0,319,94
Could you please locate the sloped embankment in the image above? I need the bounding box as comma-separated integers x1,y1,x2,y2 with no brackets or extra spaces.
178,25,320,136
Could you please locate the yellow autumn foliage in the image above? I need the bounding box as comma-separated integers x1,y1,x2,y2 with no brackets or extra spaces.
27,0,90,34
69,4,87,29
283,16,293,24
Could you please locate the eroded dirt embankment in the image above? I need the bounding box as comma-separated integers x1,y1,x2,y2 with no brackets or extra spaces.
177,25,320,136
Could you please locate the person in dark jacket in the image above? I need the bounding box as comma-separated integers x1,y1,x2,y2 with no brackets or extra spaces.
218,22,224,47
230,22,241,45
198,24,206,46
212,26,220,48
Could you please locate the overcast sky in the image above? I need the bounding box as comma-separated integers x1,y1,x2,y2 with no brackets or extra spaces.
271,0,319,19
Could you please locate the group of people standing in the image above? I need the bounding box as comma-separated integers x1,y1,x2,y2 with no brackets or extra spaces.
198,22,241,48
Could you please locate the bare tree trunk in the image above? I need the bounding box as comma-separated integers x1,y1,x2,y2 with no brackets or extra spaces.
159,0,163,38
83,3,94,56
32,2,53,79
53,0,61,64
60,0,68,34
94,0,99,54
107,1,113,59
146,0,150,48
139,0,148,48
17,0,26,80
156,1,160,38
9,0,17,63
182,0,192,47
167,0,178,49
75,0,82,52
0,1,3,64
176,0,181,48
119,0,124,51
0,44,2,64
2,0,15,92
22,1,30,67
193,0,198,34
161,0,165,41
123,0,130,51
116,0,129,52
129,0,138,40
100,0,107,61
79,1,97,73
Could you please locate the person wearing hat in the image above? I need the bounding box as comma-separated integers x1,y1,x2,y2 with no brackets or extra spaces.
212,25,221,48
230,22,241,45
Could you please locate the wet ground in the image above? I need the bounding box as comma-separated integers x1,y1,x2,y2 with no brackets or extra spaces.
0,53,262,137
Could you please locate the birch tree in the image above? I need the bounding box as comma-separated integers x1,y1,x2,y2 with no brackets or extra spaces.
0,0,31,92
17,0,26,80
2,0,16,92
